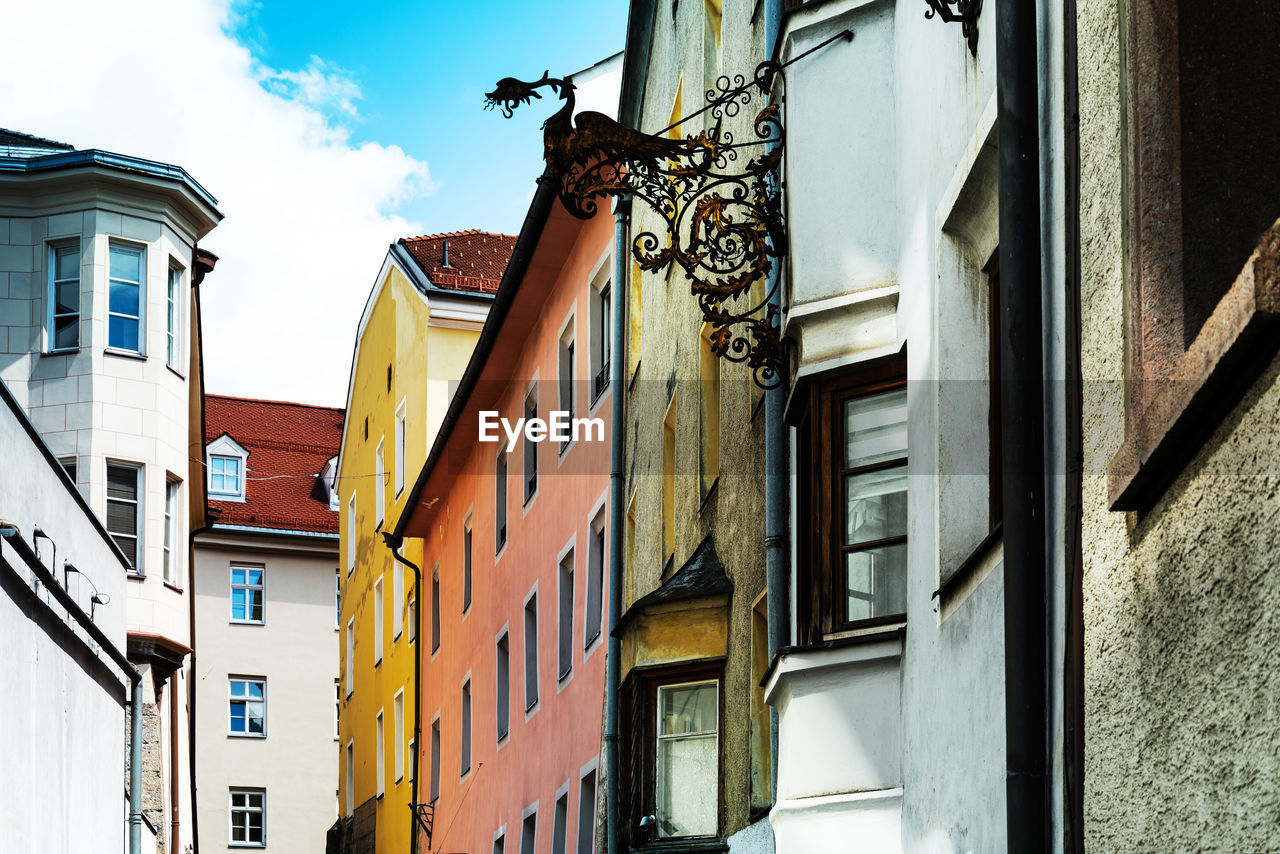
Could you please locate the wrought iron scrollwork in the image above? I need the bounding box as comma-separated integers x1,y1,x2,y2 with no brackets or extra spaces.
924,0,982,55
486,31,851,389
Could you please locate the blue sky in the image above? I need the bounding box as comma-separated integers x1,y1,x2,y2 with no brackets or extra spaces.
233,0,629,236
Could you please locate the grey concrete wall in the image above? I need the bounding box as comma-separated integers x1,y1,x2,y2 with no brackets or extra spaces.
1078,0,1280,847
0,383,130,853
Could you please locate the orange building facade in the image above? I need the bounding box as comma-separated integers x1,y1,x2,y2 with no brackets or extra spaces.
396,196,615,854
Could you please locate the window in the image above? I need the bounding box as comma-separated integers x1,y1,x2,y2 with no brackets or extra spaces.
558,316,576,453
375,439,385,526
163,480,180,586
373,576,384,664
524,387,538,502
584,510,605,649
107,244,143,353
431,566,441,653
230,566,264,623
461,678,472,775
590,264,612,400
662,398,676,566
229,789,265,847
496,631,511,740
345,742,354,815
395,400,407,496
325,456,340,510
656,680,719,838
698,324,720,498
334,680,340,740
524,591,539,710
393,559,404,640
558,548,574,680
394,690,405,782
429,718,441,802
1112,0,1280,508
210,455,243,498
167,264,183,369
335,570,341,629
495,450,508,552
463,518,473,611
552,791,568,854
408,737,415,783
58,455,76,484
106,462,142,573
577,771,597,854
376,709,385,797
407,597,417,644
494,831,506,854
228,678,266,737
345,618,354,696
347,492,357,574
795,364,908,640
521,810,538,854
47,243,79,351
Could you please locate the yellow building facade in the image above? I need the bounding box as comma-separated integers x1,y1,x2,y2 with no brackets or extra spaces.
334,233,510,853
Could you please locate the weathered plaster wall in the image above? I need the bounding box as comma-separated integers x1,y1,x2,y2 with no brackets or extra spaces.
1078,0,1280,847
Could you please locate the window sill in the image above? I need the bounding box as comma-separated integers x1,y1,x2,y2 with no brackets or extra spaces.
163,581,184,594
104,348,147,362
42,348,79,358
933,523,1002,616
166,365,187,381
126,572,145,582
228,733,267,740
230,620,265,627
1109,226,1280,511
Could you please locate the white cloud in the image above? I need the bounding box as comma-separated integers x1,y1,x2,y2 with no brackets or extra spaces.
1,0,428,405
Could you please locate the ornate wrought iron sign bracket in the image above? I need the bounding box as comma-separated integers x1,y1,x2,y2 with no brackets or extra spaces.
924,0,982,55
486,29,852,389
411,800,435,846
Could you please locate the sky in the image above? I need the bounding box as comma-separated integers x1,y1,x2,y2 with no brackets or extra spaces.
1,0,627,405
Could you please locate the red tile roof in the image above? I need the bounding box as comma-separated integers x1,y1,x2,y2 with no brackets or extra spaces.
399,229,517,294
205,395,344,534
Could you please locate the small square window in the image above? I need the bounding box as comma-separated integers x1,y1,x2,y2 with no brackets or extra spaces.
210,455,244,498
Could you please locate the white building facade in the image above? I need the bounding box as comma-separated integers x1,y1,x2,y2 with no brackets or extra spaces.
0,128,221,854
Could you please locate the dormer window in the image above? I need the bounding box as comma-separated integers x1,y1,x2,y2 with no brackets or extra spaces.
321,456,340,510
207,434,249,502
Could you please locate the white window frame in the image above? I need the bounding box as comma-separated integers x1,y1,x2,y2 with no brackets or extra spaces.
461,673,473,777
408,596,417,644
107,241,145,355
584,493,608,656
551,783,570,854
523,584,540,714
375,437,385,526
347,491,357,574
376,708,385,798
587,249,612,408
346,618,355,697
373,575,384,665
229,789,266,848
167,261,184,369
557,538,575,684
395,398,407,496
335,569,341,630
345,741,354,816
207,434,249,502
46,241,80,353
334,679,341,740
463,512,474,612
163,479,181,586
577,761,599,854
105,460,143,575
230,565,265,625
654,679,720,839
394,689,405,782
228,677,267,738
495,625,511,744
431,564,441,654
557,310,577,456
393,558,404,640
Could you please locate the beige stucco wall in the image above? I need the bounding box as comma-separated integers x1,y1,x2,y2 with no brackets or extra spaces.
193,532,340,853
1078,0,1280,847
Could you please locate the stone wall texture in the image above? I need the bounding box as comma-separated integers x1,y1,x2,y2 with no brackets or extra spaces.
1078,0,1280,847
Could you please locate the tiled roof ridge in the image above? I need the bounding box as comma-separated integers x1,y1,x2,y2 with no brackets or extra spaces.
203,434,338,457
209,510,339,532
205,393,343,412
0,128,74,150
399,228,517,242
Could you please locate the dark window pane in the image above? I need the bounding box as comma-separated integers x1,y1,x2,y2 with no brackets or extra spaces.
55,281,78,315
108,315,139,351
109,279,140,316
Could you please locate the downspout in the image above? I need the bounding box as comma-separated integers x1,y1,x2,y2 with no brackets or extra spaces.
383,533,423,854
996,0,1050,850
170,679,181,853
761,0,788,803
0,528,145,854
605,195,630,854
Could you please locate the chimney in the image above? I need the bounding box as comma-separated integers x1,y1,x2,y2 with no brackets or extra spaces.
442,240,450,268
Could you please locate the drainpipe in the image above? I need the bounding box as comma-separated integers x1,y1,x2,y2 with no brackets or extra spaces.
762,0,789,801
605,195,631,854
0,527,144,854
995,0,1049,849
383,532,423,854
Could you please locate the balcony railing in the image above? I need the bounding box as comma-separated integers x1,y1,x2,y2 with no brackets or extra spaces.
430,272,501,293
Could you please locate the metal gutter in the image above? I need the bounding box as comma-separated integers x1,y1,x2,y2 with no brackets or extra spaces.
208,523,340,541
0,148,219,208
996,0,1051,847
382,535,424,853
618,0,658,129
391,175,561,538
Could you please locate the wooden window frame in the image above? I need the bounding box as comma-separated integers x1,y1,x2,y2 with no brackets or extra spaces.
795,358,907,643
